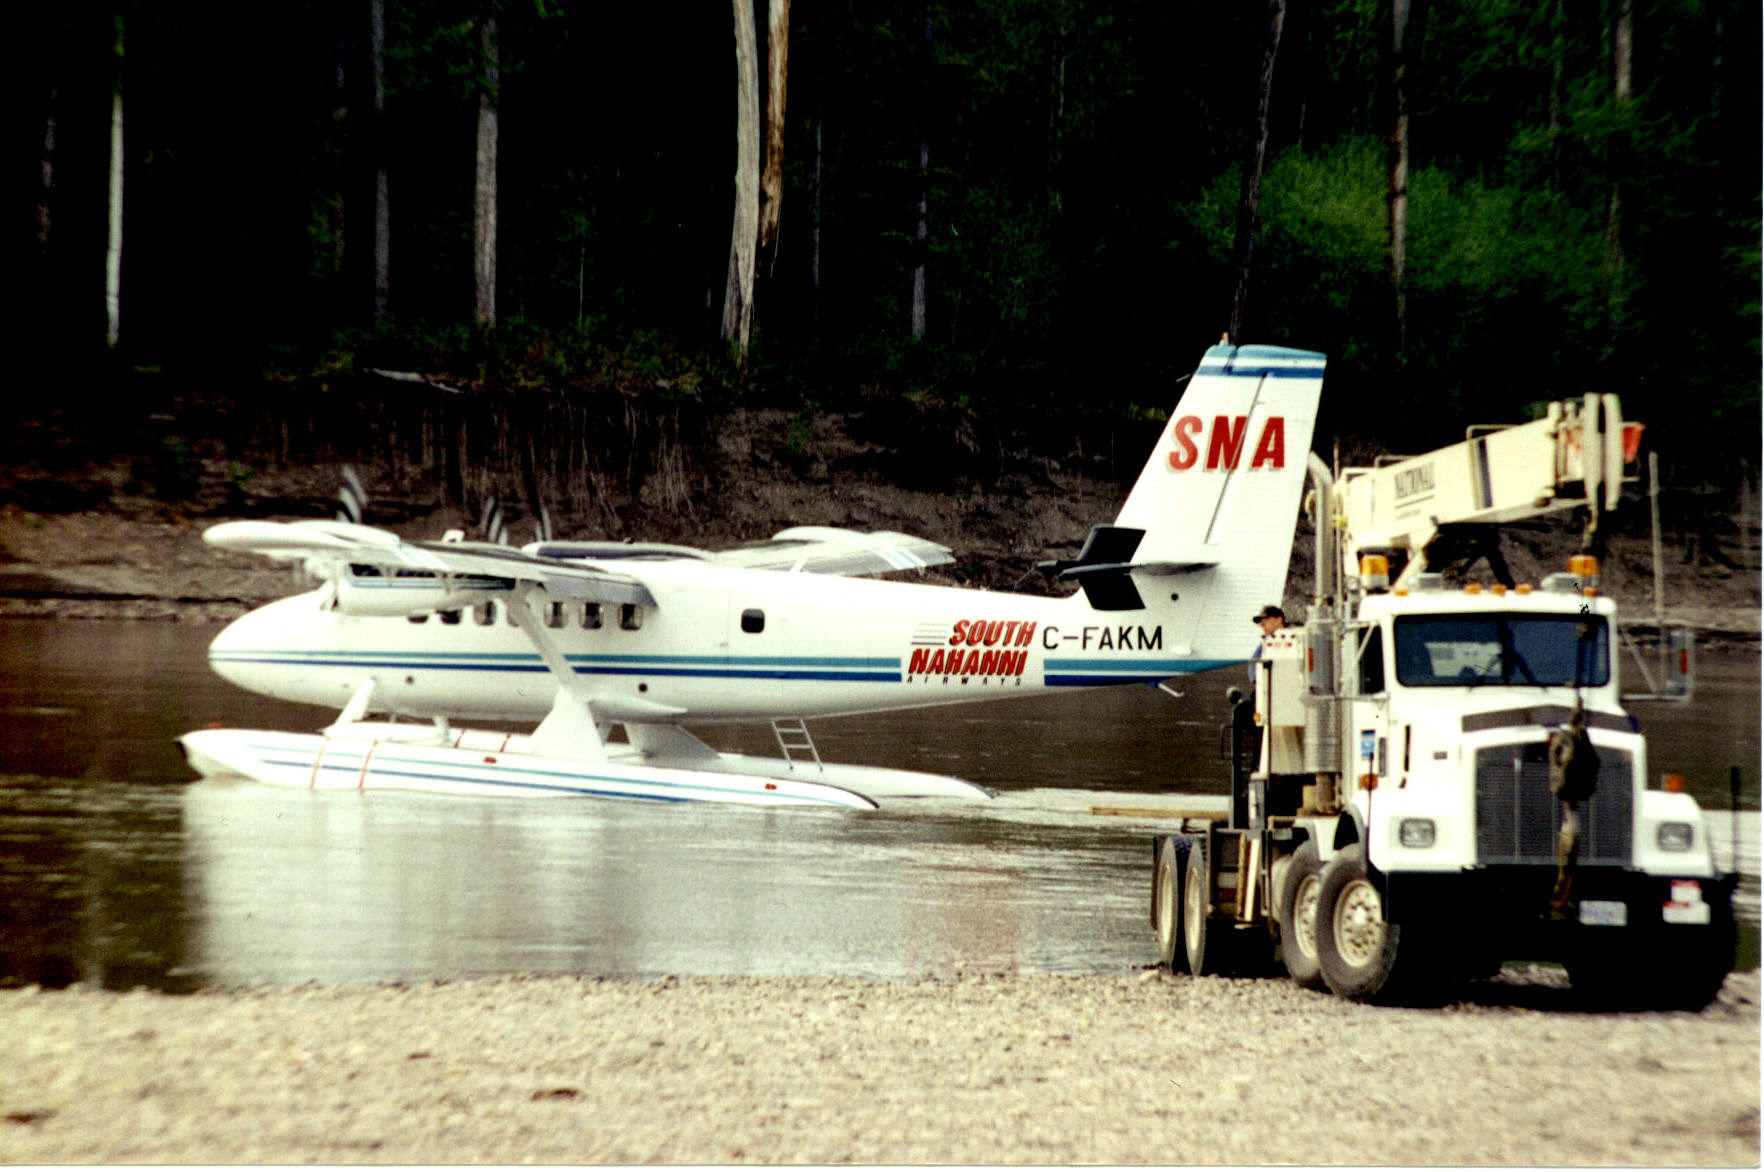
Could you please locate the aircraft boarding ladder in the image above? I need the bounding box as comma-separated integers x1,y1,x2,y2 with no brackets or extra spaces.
771,718,824,772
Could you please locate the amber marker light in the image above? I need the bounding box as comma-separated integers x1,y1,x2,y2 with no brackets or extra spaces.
1568,553,1601,596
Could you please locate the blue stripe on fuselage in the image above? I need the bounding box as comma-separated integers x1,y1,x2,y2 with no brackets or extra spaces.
213,649,898,683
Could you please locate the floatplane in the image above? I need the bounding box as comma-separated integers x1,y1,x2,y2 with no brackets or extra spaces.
180,342,1325,809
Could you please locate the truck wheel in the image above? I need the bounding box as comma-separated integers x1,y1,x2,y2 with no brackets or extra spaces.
1315,843,1408,1001
1154,837,1191,973
1277,841,1327,990
1182,839,1242,976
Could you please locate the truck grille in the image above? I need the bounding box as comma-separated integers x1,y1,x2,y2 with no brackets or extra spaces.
1473,742,1632,866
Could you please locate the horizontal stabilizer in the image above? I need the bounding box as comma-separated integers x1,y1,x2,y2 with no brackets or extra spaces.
1037,525,1224,610
1037,525,1143,579
1072,569,1144,612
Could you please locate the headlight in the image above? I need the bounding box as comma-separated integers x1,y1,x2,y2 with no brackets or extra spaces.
1656,822,1695,852
1398,818,1436,849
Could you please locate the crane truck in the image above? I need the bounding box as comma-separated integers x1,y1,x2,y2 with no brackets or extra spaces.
1149,394,1737,1007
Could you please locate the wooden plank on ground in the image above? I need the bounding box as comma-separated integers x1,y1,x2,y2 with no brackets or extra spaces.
1089,806,1223,820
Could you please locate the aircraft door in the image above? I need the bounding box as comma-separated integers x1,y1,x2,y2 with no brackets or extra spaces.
730,598,788,718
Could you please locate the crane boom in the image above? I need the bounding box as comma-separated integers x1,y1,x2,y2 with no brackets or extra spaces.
1336,393,1641,585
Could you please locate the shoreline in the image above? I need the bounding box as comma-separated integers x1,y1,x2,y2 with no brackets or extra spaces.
2,970,1758,1165
1,504,1758,641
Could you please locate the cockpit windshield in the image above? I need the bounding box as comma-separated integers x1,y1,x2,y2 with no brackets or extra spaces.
1393,614,1609,688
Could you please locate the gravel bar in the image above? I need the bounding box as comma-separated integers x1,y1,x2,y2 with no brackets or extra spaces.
3,970,1757,1165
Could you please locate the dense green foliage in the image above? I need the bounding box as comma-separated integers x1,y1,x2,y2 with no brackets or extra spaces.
23,0,1759,475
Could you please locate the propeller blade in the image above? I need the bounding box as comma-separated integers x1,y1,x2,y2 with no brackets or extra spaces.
337,466,368,524
479,496,509,546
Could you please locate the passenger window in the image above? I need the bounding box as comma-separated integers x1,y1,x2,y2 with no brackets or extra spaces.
741,608,765,634
546,601,567,629
619,604,643,631
474,601,496,626
439,609,461,625
580,602,603,630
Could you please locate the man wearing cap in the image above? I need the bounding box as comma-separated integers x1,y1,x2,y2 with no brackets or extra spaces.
1249,604,1285,682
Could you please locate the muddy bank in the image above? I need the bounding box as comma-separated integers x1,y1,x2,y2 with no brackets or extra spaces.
0,405,1757,636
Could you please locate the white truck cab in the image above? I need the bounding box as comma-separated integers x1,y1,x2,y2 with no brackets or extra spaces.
1152,394,1735,1007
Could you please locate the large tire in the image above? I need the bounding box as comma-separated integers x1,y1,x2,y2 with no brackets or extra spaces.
1314,842,1410,1002
1154,837,1191,973
1182,837,1242,976
1277,840,1327,990
1182,839,1216,973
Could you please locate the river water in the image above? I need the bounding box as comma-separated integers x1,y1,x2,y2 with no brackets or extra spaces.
0,619,1756,991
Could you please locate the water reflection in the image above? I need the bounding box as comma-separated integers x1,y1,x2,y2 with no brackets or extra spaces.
179,779,1183,985
0,619,1756,990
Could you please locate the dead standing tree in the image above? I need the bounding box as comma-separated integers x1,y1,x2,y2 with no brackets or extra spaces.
1387,0,1412,357
472,11,500,329
759,0,790,268
721,0,762,367
1226,0,1286,345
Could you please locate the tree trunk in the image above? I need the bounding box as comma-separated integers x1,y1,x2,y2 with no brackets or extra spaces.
910,133,928,341
1386,0,1411,357
909,13,931,343
808,105,823,324
759,0,790,266
1603,0,1632,359
1546,0,1565,189
37,97,55,256
105,16,124,351
371,0,390,320
1227,0,1287,344
323,32,349,280
721,0,761,364
473,14,499,329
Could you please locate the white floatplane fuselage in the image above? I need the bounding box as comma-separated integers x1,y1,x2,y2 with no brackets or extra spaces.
181,342,1327,808
207,562,1242,725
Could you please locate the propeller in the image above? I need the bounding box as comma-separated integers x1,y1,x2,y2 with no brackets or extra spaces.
337,466,368,524
478,496,509,546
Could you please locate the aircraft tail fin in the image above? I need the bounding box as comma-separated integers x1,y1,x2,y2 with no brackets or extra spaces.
1079,343,1325,647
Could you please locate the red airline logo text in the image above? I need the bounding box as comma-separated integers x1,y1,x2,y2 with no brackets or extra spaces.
906,618,1037,680
1167,415,1285,471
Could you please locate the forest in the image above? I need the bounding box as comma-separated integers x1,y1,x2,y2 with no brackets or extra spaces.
20,0,1762,497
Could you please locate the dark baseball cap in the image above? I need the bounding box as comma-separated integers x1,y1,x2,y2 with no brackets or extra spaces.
1252,605,1285,623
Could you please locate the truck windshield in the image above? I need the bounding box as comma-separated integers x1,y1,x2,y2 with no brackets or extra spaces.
1393,614,1609,688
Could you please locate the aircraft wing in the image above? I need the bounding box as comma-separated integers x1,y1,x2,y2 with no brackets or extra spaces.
709,526,953,576
205,519,656,607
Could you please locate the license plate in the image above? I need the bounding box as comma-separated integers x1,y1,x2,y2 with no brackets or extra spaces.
1579,900,1628,927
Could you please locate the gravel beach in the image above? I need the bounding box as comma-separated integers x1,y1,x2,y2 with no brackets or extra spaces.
3,970,1757,1166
